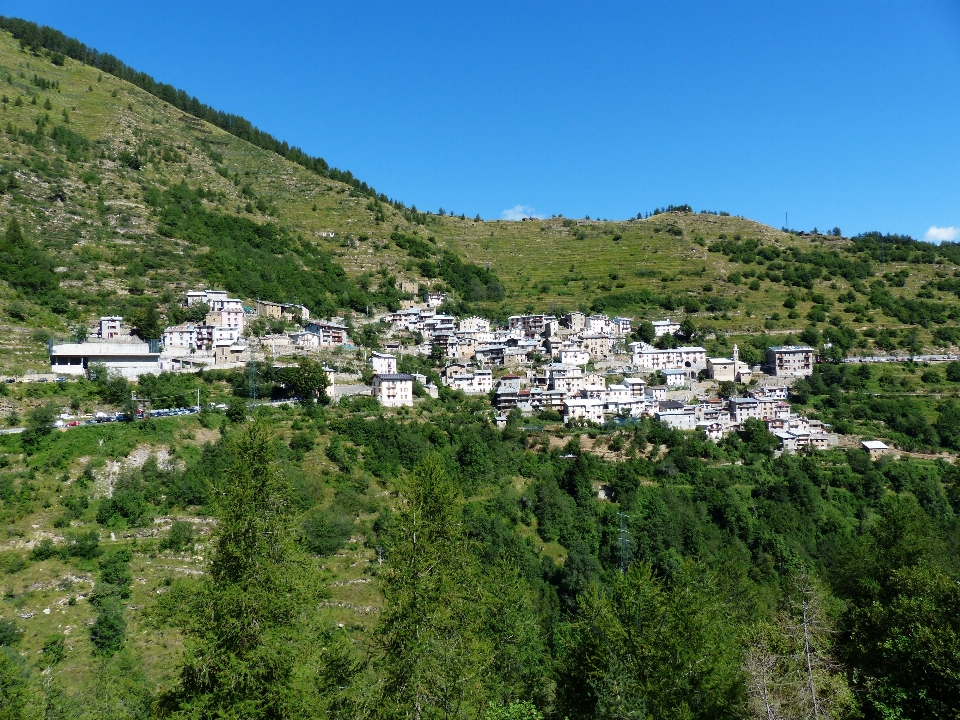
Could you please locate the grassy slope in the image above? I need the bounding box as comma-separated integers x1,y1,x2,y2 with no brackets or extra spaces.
2,29,958,376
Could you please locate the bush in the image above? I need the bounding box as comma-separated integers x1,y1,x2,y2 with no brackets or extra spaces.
90,601,126,655
30,538,56,561
301,509,354,556
289,430,315,460
159,520,195,552
226,397,247,423
41,634,65,665
0,618,23,646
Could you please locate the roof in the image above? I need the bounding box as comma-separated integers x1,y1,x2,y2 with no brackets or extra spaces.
375,373,414,381
768,345,815,352
861,440,889,450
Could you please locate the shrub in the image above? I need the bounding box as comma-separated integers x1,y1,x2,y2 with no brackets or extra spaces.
302,509,354,556
30,538,56,561
41,634,65,665
159,520,195,552
0,618,23,646
90,601,126,655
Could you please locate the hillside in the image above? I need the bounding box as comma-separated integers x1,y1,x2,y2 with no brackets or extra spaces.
0,23,959,375
1,20,960,720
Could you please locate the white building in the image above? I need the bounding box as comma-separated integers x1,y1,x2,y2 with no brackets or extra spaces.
444,369,493,395
50,342,160,380
304,321,349,346
163,324,200,350
612,317,632,337
663,369,687,387
631,345,707,378
371,352,398,375
458,316,491,333
564,398,605,425
766,345,816,378
652,319,680,337
656,409,697,431
372,373,414,407
558,348,591,367
97,316,123,339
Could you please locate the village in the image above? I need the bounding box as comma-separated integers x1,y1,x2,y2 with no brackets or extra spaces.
38,287,863,456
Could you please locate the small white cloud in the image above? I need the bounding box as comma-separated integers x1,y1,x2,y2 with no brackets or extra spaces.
924,226,959,243
501,204,542,221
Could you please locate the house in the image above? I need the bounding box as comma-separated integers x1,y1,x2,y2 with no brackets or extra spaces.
162,324,200,350
372,373,414,407
424,291,448,308
304,321,349,346
188,289,244,313
558,348,591,367
50,341,160,380
580,334,616,359
663,369,687,387
622,378,646,397
257,300,310,323
548,364,585,394
652,319,680,337
564,398,605,425
585,315,614,335
97,316,123,339
697,421,725,442
509,314,557,338
861,440,890,460
444,369,493,395
371,352,397,375
563,311,586,332
214,341,249,365
766,345,815,377
494,375,522,411
656,409,697,431
206,307,245,334
458,316,491,333
631,345,707,378
707,357,736,382
729,397,762,425
612,317,632,337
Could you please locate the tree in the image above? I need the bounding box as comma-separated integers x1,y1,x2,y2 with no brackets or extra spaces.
634,321,655,345
744,574,852,720
285,358,329,404
946,361,960,383
936,399,960,451
155,422,352,718
678,316,697,341
129,302,162,340
373,454,523,719
225,396,247,423
0,647,28,720
555,562,744,720
90,601,127,655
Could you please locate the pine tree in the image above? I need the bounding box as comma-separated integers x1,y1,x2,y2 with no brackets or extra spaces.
372,454,494,719
155,423,354,718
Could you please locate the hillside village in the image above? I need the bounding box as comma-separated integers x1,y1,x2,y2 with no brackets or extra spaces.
41,285,860,456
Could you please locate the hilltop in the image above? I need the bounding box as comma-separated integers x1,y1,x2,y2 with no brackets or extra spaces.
0,21,958,375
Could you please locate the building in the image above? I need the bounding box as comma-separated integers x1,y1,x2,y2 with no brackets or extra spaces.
564,398,605,425
206,307,245,334
707,345,751,382
663,369,687,387
425,291,448,308
766,345,815,378
96,317,123,339
458,316,491,333
188,289,244,313
584,315,614,335
509,314,557,339
861,440,890,460
580,334,616,359
304,321,349,346
50,341,160,380
656,409,697,431
444,369,493,395
372,373,414,407
652,319,680,337
612,317,632,337
631,345,707,378
256,300,310,323
558,348,591,367
163,324,200,350
371,352,397,375
563,311,586,332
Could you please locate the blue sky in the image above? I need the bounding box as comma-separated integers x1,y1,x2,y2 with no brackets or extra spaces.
4,1,959,239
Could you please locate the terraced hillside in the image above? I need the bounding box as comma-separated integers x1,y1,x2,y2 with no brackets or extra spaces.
2,24,960,375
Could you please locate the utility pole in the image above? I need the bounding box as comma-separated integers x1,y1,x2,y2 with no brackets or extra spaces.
618,511,631,575
196,388,200,411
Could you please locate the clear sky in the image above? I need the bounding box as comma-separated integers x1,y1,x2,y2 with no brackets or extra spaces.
4,1,959,239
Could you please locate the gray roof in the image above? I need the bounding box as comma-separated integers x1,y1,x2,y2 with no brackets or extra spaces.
375,373,414,381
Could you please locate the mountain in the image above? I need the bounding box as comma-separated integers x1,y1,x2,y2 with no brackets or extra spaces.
0,19,959,375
